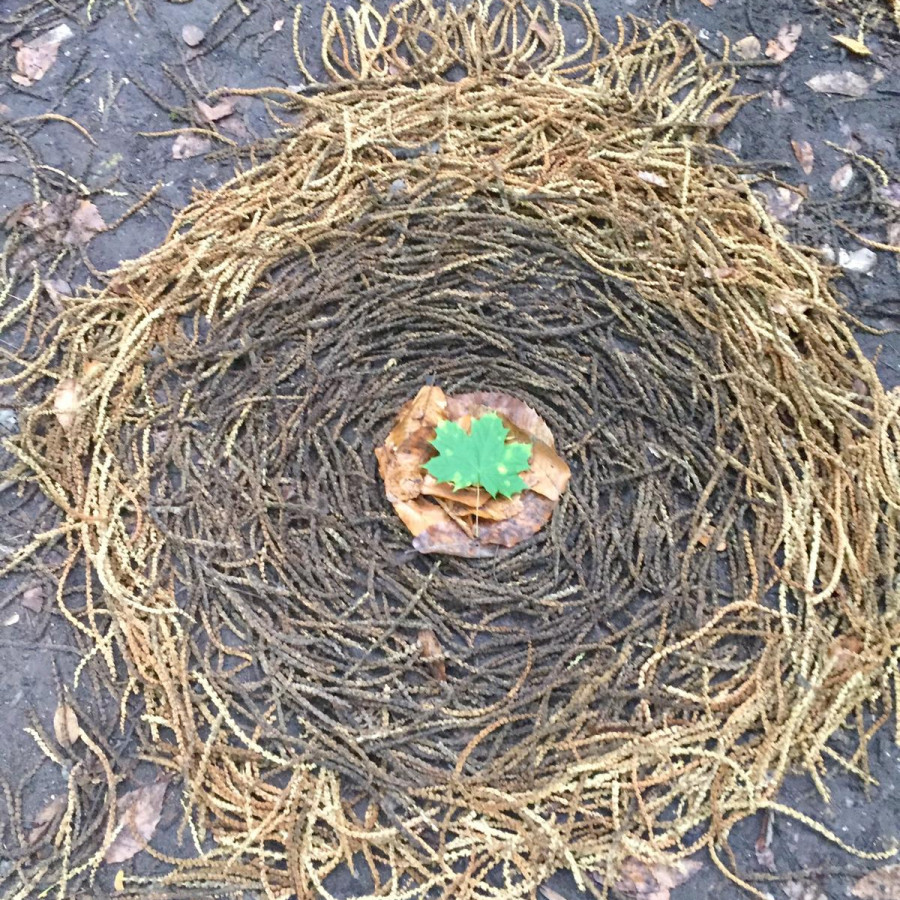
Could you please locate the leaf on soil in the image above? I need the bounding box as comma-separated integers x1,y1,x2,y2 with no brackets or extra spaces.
13,196,105,245
830,163,854,192
114,869,126,891
734,35,762,59
601,856,703,900
759,186,804,222
181,24,204,47
765,24,802,61
273,18,285,31
172,133,212,159
837,247,877,274
417,629,446,681
53,378,83,430
878,184,900,207
104,780,169,864
851,865,900,899
196,98,234,123
424,414,532,499
784,881,826,900
53,704,80,747
21,585,44,613
806,71,868,97
832,34,871,56
791,140,814,175
697,0,717,8
66,200,106,244
3,612,20,626
27,796,66,846
13,25,73,86
755,810,776,872
770,90,794,111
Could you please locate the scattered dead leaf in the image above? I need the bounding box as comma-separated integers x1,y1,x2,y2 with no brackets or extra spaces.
13,25,73,86
832,34,871,56
766,24,802,62
11,196,105,245
830,163,854,192
806,71,868,97
181,24,204,46
734,35,762,59
697,0,717,7
3,612,20,626
851,865,900,899
196,98,234,123
273,18,285,31
171,133,212,159
114,869,126,892
770,89,794,111
417,629,446,681
755,810,776,872
759,186,804,222
104,780,169,864
638,170,668,188
603,856,703,900
791,140,814,175
53,704,80,747
65,200,106,244
838,247,877,274
784,881,826,900
21,585,44,613
53,378,83,430
27,796,66,846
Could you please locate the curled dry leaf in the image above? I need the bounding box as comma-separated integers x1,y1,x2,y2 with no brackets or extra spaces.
851,865,900,899
12,196,105,246
21,585,44,613
765,24,802,61
53,704,80,747
733,35,762,59
791,140,814,175
13,25,73,86
417,629,446,681
172,133,212,159
104,780,169,864
806,71,868,97
830,163,854,192
53,377,83,430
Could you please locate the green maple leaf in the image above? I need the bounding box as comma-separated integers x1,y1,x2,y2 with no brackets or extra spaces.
423,413,532,499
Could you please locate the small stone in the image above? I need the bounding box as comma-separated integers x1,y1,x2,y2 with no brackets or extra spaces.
181,25,204,47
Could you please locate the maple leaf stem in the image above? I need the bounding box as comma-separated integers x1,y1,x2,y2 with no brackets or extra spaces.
475,485,480,539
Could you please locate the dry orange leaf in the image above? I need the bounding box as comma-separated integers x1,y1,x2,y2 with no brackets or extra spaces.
852,865,900,899
733,35,762,59
53,704,80,747
791,139,814,175
417,629,446,681
196,98,234,123
765,24,802,61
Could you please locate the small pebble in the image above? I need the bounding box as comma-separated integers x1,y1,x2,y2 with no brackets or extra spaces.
182,24,205,47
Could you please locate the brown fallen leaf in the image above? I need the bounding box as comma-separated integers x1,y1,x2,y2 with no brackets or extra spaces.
759,186,804,222
181,24,204,46
171,133,212,159
806,71,868,97
852,865,900,899
832,34,871,56
602,856,703,900
53,378,83,430
446,392,555,447
417,629,446,681
733,35,762,59
412,522,495,558
65,200,106,244
196,98,234,123
791,139,814,175
53,704,80,747
21,585,44,613
27,796,66,846
755,810,776,872
830,163,854,192
13,196,106,246
697,0,717,7
770,90,795,111
104,780,169,864
375,386,447,503
766,24,802,61
784,881,827,900
13,25,73,86
476,492,556,549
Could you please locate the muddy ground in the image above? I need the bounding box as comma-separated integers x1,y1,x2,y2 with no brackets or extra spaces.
0,0,899,897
